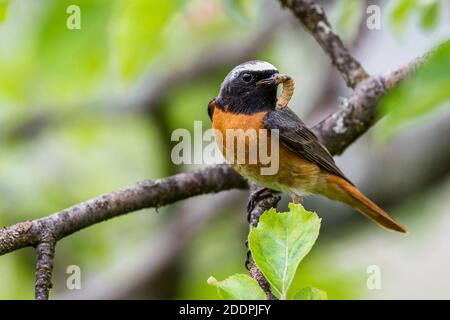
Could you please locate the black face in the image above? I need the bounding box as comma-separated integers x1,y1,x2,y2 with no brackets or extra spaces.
216,62,279,114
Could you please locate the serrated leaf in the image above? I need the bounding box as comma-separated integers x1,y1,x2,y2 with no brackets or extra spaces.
292,286,328,300
378,40,450,140
207,274,266,300
248,203,321,299
111,0,173,80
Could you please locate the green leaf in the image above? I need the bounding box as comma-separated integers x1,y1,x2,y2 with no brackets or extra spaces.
248,203,321,299
333,0,364,42
292,286,328,300
207,274,266,300
111,0,174,80
378,40,450,140
419,0,439,30
389,0,441,36
0,0,9,23
389,0,417,37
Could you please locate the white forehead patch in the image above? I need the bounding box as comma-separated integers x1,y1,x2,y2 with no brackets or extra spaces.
231,61,277,75
223,60,278,85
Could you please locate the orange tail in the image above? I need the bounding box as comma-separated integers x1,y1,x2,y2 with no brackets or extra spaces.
323,175,407,233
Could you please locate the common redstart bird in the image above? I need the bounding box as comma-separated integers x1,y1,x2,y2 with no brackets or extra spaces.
208,60,406,233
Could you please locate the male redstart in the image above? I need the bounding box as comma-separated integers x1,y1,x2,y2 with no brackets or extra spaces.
208,60,406,233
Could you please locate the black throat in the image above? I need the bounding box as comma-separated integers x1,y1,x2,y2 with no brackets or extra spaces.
215,87,277,115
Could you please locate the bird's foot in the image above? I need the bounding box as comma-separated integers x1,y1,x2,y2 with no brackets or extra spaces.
246,187,273,220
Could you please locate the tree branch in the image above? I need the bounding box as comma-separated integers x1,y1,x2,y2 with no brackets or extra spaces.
35,241,55,300
276,0,424,156
279,0,369,88
61,192,243,299
0,165,247,256
312,58,424,155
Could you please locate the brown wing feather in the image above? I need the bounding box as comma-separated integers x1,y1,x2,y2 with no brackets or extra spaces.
264,108,353,185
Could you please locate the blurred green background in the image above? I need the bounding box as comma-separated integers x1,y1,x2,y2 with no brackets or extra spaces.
0,0,449,299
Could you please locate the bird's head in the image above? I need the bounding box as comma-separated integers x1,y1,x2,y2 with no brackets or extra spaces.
216,60,290,114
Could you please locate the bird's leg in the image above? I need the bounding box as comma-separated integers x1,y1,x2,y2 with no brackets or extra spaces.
292,193,303,204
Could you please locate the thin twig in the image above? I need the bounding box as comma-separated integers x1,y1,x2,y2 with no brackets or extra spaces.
279,0,369,88
35,241,55,300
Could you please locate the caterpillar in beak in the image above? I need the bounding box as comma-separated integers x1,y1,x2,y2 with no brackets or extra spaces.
275,74,294,111
256,73,295,110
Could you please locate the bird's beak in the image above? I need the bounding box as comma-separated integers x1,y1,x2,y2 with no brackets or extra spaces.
256,73,291,86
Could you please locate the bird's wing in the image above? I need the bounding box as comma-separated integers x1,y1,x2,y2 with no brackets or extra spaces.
263,107,353,184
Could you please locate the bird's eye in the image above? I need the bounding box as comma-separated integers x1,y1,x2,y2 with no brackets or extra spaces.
241,73,253,83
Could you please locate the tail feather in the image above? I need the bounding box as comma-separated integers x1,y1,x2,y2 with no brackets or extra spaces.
323,175,407,233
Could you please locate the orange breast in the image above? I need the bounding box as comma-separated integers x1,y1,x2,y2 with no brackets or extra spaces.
212,107,266,132
212,107,266,165
211,106,321,194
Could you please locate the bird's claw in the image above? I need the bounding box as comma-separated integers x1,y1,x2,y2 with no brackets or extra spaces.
246,187,273,219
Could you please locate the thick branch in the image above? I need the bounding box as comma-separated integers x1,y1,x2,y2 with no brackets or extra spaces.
312,58,424,155
279,0,369,88
0,165,247,256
